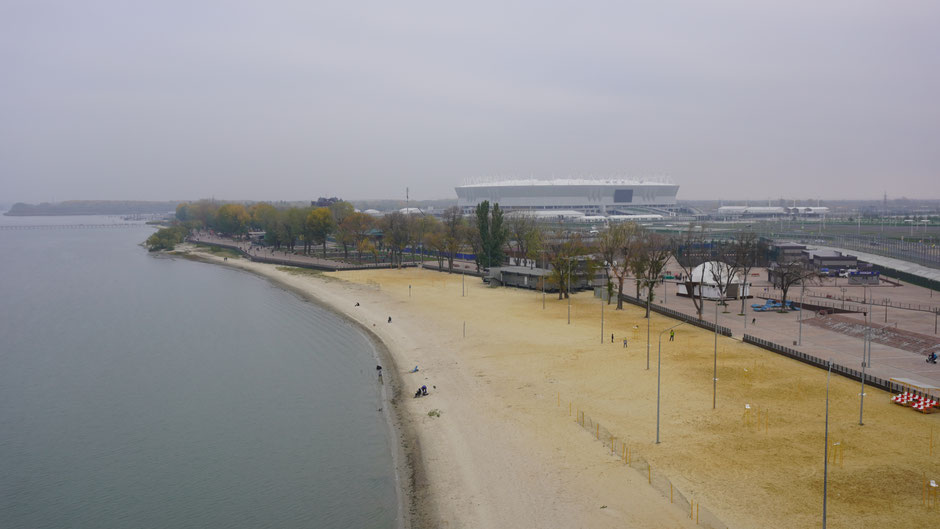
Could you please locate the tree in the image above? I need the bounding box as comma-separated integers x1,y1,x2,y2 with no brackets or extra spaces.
545,232,596,299
474,201,507,269
249,203,278,232
215,204,250,237
732,232,767,315
306,207,336,257
145,225,189,251
278,208,305,251
671,224,710,319
770,261,817,307
598,224,628,305
340,212,373,262
442,206,464,273
383,211,410,267
329,201,355,258
608,223,641,309
636,233,671,318
506,214,539,266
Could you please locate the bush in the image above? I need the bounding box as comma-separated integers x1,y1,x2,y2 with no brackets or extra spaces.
146,225,189,251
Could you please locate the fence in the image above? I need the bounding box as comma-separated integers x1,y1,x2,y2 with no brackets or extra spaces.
562,398,728,528
741,334,921,397
618,293,733,337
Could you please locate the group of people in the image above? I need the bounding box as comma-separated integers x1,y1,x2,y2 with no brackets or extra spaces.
607,327,677,348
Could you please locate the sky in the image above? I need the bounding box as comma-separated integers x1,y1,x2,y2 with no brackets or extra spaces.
1,0,938,203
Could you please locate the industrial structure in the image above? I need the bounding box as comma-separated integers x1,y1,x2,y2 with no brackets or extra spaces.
455,178,680,217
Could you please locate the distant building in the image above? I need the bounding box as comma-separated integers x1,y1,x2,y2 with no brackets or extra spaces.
772,242,807,263
803,250,857,272
456,178,679,216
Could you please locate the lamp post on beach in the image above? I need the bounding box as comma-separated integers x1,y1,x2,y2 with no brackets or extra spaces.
657,321,687,444
798,281,806,346
713,296,720,410
823,358,833,529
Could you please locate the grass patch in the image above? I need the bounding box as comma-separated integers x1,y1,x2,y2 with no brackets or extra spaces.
275,266,337,281
195,244,242,259
427,409,442,418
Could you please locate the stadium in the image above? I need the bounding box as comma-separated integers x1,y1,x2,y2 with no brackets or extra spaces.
455,178,680,217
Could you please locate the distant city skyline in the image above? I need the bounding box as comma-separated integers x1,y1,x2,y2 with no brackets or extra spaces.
2,2,938,204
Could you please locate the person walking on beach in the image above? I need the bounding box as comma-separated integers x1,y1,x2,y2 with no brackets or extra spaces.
388,316,392,323
623,338,628,348
669,329,675,341
611,333,615,343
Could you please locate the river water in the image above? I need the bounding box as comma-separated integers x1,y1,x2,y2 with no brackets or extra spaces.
0,216,398,529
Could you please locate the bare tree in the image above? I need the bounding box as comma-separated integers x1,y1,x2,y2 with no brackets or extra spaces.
609,223,641,309
506,213,538,266
671,224,710,319
707,240,739,312
637,233,671,318
545,232,595,299
597,224,628,305
731,232,767,315
769,261,817,307
442,206,463,273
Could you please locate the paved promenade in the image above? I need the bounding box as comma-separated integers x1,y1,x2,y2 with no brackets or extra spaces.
642,278,940,391
187,233,411,271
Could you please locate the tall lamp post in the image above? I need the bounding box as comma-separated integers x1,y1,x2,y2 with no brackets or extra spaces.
656,321,687,444
713,296,720,409
823,359,833,529
567,260,572,325
798,281,806,346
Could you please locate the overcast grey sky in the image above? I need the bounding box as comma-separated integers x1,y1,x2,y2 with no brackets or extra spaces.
2,1,938,203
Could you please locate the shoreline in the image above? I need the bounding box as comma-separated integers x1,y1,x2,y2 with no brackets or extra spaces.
171,247,708,529
173,250,426,529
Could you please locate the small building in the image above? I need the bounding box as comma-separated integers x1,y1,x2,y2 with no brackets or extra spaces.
676,261,750,300
487,266,552,290
772,242,807,263
487,263,604,292
803,249,857,271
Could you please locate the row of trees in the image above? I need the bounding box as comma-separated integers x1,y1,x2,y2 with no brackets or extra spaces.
175,200,780,319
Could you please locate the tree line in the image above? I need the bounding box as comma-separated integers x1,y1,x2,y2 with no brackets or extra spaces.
159,199,776,319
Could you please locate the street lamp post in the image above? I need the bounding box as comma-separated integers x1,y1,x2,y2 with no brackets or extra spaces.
567,262,571,325
657,322,687,444
799,281,806,346
713,297,719,409
823,359,833,529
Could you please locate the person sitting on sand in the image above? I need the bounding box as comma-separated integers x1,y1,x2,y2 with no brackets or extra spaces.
421,385,428,396
414,388,423,398
388,316,392,323
355,302,360,306
928,353,938,364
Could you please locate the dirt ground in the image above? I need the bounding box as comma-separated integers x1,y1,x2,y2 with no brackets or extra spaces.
331,267,940,528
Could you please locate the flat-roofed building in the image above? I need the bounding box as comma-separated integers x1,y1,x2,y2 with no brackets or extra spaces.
456,178,679,216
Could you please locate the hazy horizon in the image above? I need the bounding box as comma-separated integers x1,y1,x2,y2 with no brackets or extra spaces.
2,1,938,204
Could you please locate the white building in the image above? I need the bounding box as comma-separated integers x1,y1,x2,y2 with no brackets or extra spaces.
455,178,679,216
676,261,750,300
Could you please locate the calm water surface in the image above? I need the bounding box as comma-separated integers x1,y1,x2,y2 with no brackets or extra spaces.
0,217,398,529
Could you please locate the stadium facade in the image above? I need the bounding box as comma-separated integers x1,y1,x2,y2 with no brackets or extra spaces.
455,178,679,216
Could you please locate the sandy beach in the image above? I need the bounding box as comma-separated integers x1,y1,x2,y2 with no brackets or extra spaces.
179,246,940,528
